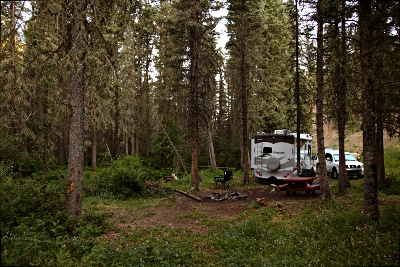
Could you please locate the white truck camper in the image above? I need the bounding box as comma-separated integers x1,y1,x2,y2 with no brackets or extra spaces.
251,130,313,183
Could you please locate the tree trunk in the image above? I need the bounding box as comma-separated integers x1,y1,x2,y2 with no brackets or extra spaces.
91,128,97,169
217,72,225,135
113,86,120,157
359,0,379,222
376,105,385,185
241,0,250,184
316,0,331,200
144,37,152,158
10,1,22,152
59,130,67,165
189,0,200,191
332,3,347,194
341,0,350,188
375,2,387,186
66,0,86,217
295,0,301,175
208,126,217,172
135,48,143,157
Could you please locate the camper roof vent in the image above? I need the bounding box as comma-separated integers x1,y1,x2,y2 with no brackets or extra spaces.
274,129,290,135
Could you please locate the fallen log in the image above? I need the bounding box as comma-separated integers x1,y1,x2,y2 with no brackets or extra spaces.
174,189,203,202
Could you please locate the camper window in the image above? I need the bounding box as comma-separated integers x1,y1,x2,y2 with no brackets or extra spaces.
263,147,272,154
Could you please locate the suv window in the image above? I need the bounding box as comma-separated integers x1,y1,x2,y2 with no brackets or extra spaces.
333,153,357,161
345,154,357,161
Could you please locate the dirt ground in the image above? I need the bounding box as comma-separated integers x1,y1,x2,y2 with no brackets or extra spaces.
99,124,400,237
102,184,322,236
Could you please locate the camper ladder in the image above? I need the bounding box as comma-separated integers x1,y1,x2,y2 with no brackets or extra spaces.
256,135,263,166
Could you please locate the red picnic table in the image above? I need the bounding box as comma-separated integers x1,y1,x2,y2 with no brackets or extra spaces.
273,177,320,195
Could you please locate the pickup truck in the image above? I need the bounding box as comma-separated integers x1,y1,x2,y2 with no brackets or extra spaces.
314,149,364,179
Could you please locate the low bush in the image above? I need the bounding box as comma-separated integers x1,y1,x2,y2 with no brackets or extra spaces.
28,166,68,181
0,162,15,181
91,155,150,199
0,174,109,266
0,177,65,231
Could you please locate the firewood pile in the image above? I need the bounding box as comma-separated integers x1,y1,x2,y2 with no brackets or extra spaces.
202,192,248,201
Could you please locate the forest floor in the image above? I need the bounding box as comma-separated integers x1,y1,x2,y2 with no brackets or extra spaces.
99,177,400,241
99,182,323,238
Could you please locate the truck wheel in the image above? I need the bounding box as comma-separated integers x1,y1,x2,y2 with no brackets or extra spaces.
331,168,338,179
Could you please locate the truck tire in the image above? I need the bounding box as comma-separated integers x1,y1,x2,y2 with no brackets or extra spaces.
331,168,338,179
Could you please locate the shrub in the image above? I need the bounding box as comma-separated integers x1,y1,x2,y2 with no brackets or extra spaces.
1,173,109,266
0,127,19,163
28,166,68,181
0,177,65,231
92,155,148,199
0,162,15,181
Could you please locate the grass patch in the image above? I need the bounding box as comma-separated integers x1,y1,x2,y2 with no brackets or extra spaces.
178,210,207,219
385,145,400,178
206,202,399,267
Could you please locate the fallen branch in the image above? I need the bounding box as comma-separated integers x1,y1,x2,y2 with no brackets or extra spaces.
174,189,203,202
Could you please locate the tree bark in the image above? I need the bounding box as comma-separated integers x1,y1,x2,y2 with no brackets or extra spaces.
189,0,201,191
341,0,350,188
59,130,67,165
359,0,379,221
295,0,301,176
113,86,120,157
375,2,387,186
376,104,385,185
208,126,217,172
66,0,86,217
10,1,21,151
332,0,347,194
316,0,331,200
174,189,203,202
241,0,250,184
91,128,97,169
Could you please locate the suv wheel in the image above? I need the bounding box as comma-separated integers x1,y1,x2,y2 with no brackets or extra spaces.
331,168,338,179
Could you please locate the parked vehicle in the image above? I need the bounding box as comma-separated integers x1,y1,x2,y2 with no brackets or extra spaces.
314,149,364,179
250,129,313,183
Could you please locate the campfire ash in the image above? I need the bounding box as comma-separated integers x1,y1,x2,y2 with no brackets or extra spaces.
203,192,248,201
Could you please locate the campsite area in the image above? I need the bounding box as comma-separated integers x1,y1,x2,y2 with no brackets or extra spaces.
4,164,400,266
2,125,400,266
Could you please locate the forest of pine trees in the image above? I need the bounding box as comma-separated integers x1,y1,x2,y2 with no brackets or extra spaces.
1,1,399,218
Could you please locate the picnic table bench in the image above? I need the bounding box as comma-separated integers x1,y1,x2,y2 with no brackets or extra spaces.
275,177,320,195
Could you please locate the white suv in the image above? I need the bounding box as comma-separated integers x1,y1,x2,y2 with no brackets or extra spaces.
314,149,364,179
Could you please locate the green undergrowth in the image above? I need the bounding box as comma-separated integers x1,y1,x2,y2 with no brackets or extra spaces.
12,198,394,267
1,152,400,266
0,174,110,266
210,203,399,266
